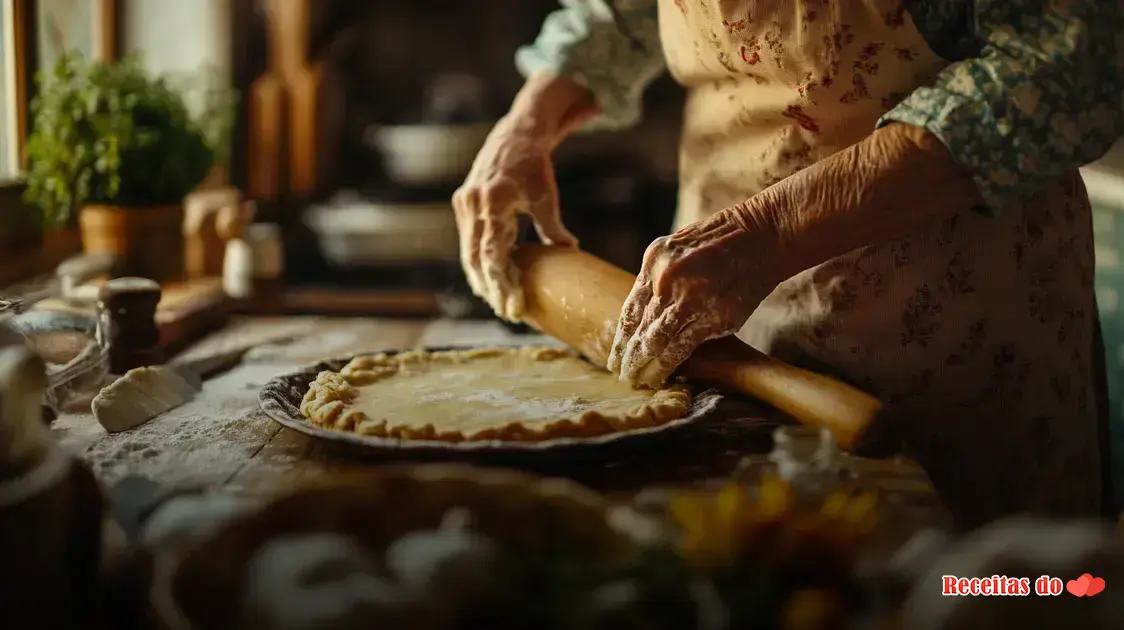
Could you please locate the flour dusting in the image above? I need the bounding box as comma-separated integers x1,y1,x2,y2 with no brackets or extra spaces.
52,363,301,487
417,389,607,422
348,349,671,434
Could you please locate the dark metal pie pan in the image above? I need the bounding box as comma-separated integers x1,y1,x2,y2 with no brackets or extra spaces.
258,345,733,459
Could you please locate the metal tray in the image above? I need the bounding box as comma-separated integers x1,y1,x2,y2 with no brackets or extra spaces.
258,345,732,458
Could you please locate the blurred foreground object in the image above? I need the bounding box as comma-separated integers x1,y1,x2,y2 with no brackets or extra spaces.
664,476,884,628
902,517,1124,629
0,321,105,626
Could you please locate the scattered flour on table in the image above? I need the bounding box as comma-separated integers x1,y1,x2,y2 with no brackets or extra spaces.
244,319,426,364
47,320,577,488
416,319,562,349
171,318,315,365
52,363,303,487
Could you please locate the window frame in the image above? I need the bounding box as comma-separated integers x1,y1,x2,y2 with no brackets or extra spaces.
1,0,33,179
3,0,119,178
0,0,119,286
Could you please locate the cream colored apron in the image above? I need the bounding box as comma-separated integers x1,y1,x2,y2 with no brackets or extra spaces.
658,0,1103,526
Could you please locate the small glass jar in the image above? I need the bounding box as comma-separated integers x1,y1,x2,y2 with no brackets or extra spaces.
769,426,844,485
3,309,110,413
731,425,854,508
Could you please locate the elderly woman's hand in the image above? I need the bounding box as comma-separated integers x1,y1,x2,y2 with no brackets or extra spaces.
606,207,782,388
453,116,576,322
606,123,985,389
453,74,599,322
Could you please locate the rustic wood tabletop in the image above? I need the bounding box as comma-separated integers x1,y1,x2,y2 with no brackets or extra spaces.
49,315,944,534
45,316,786,495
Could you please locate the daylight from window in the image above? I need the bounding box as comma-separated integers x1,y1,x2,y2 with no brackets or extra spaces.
0,1,13,179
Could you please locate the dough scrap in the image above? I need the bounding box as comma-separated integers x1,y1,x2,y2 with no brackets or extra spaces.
299,346,692,442
92,366,201,433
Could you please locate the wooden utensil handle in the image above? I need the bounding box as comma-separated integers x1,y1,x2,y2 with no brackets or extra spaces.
512,245,885,449
680,340,883,450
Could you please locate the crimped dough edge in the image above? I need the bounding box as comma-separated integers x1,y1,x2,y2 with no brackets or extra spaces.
299,346,693,443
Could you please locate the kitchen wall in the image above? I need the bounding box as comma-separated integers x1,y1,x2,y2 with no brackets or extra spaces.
121,0,231,113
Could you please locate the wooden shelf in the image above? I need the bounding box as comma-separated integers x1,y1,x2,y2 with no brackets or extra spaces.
280,287,442,317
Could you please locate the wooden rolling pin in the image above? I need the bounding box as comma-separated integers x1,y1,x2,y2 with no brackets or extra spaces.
512,245,885,450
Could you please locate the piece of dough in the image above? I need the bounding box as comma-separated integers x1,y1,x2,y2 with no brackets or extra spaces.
300,346,691,442
91,366,202,433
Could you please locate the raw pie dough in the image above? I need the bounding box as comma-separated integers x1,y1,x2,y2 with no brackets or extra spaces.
299,346,692,442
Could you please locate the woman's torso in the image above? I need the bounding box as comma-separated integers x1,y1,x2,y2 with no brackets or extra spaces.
655,0,1102,526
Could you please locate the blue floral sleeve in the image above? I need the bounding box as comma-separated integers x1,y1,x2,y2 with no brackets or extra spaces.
515,0,665,130
881,0,1124,214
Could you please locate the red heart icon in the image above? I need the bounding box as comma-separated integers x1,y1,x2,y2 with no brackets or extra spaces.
1086,575,1106,597
1067,574,1091,597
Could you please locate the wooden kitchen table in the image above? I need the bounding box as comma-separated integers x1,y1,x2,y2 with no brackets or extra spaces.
51,316,790,499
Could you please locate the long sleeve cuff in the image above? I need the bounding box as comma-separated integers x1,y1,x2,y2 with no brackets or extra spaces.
879,1,1124,215
515,1,665,131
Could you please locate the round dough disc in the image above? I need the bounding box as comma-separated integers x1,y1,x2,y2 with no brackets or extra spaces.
300,346,691,442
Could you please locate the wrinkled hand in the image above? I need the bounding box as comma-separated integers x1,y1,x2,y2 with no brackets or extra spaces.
607,209,778,388
608,123,985,389
452,116,578,321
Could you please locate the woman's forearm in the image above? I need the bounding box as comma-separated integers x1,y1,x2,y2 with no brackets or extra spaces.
732,123,985,282
507,73,601,147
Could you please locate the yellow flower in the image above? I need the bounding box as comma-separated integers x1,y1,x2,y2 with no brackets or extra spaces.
666,477,880,568
670,484,755,565
757,475,795,518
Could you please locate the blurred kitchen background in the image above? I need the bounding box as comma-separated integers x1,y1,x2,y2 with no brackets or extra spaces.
220,0,685,319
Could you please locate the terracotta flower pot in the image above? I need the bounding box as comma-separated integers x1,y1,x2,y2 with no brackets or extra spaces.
79,204,185,282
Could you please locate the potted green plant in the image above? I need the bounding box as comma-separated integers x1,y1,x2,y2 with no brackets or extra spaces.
23,53,236,281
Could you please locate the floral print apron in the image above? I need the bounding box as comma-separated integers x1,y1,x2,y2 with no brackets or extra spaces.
658,0,1103,526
